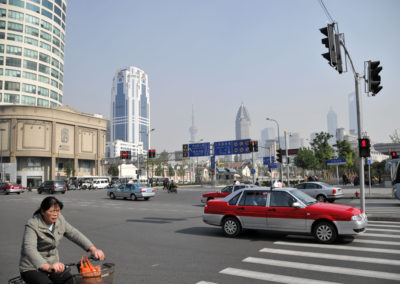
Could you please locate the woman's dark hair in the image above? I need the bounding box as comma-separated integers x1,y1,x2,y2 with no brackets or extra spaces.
33,196,64,216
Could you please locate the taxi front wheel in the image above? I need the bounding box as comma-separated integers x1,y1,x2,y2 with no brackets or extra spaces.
222,217,241,238
313,221,337,244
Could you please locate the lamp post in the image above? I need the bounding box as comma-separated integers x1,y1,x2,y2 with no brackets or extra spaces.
266,118,283,182
0,128,5,181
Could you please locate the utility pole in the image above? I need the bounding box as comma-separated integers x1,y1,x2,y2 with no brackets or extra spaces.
284,131,289,186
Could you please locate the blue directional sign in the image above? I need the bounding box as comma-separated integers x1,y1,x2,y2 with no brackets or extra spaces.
263,156,275,165
189,142,210,157
327,158,347,165
268,163,281,169
251,168,256,175
214,139,251,156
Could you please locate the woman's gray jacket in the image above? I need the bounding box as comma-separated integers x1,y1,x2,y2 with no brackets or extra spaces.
19,213,94,272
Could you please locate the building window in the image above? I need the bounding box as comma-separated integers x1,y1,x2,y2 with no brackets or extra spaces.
25,25,39,37
22,83,36,94
23,59,37,71
22,95,36,106
53,26,60,37
51,68,58,79
51,79,58,88
5,69,21,77
40,30,51,42
24,36,38,46
9,0,24,8
53,15,61,26
40,41,51,51
39,52,50,63
27,158,42,170
41,19,52,31
58,93,62,103
4,93,20,103
52,47,60,57
7,33,23,42
39,63,50,74
38,75,49,83
25,14,39,26
41,9,52,20
52,36,60,48
50,90,58,100
8,21,23,32
5,81,20,91
22,71,37,80
0,56,3,65
24,48,38,59
50,101,58,108
8,10,24,21
6,45,22,55
38,86,49,97
6,57,21,67
0,20,5,30
26,3,40,14
80,161,90,173
37,98,49,107
0,9,6,17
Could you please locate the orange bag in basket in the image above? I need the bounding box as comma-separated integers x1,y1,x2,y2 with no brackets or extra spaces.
79,254,102,284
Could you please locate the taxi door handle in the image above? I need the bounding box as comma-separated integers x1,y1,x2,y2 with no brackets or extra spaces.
267,208,276,212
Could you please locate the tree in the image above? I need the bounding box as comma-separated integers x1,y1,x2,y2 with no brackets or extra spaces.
63,160,75,177
310,132,334,170
155,165,163,176
294,147,318,170
168,165,175,177
334,140,356,170
108,164,119,177
389,129,400,143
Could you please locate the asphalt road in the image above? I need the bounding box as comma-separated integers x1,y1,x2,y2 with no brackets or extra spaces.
1,187,399,284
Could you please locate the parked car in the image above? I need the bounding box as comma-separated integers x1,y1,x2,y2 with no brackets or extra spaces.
0,182,24,194
37,180,67,194
107,183,156,201
201,184,255,203
203,187,367,243
92,178,109,189
294,181,344,202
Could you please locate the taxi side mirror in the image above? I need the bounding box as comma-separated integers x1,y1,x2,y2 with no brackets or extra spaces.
292,202,302,208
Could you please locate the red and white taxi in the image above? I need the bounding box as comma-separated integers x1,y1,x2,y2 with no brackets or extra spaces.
203,187,367,243
201,184,255,203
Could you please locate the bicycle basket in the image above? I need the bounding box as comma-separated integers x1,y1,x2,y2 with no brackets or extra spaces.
73,263,115,284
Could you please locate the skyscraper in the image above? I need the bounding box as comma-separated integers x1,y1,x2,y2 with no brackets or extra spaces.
110,66,150,153
348,92,357,135
235,103,251,140
327,106,338,136
0,0,67,107
189,104,198,142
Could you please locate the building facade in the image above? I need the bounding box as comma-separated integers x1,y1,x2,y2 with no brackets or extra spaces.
0,105,107,187
235,103,251,140
110,66,150,157
0,0,66,108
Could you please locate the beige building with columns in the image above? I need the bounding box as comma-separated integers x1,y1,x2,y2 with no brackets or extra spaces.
0,105,107,187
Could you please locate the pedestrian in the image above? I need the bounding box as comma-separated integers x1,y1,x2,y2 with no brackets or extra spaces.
19,196,105,284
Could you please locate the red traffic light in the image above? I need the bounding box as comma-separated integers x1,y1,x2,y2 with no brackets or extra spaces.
391,151,398,159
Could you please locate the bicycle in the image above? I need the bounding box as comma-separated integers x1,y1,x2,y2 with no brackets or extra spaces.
8,257,115,284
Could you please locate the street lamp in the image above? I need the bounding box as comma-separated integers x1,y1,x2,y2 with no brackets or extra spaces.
0,128,5,181
266,118,283,182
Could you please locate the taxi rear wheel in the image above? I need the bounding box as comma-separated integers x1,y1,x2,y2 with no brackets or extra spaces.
222,217,241,238
313,221,337,243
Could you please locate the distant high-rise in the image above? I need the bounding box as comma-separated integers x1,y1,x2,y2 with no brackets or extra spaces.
110,66,150,152
348,92,357,135
327,106,338,136
189,104,198,142
235,103,251,140
0,0,67,107
261,127,275,142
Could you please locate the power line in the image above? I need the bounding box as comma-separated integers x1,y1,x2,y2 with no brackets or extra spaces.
319,0,335,23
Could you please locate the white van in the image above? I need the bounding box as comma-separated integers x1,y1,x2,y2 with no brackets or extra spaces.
92,179,109,189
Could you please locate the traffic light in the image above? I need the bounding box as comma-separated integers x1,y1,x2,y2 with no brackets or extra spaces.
358,138,371,158
248,141,254,152
276,148,283,163
148,150,152,158
120,150,131,159
320,23,343,74
151,149,156,158
390,151,399,159
253,141,258,152
182,144,189,158
368,60,383,96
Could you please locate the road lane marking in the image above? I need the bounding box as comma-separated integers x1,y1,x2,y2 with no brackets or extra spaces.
273,241,400,254
243,257,400,281
367,228,400,233
362,233,400,239
368,224,400,228
259,248,400,265
352,239,400,246
196,282,218,284
369,220,400,225
219,267,342,284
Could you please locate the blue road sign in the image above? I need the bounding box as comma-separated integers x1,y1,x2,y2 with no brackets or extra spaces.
327,158,347,165
367,157,372,165
268,163,280,168
214,139,251,156
251,168,256,175
211,156,215,169
189,142,210,157
263,156,275,165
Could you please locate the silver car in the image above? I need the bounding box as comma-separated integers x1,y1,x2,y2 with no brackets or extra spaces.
294,181,343,202
107,183,155,201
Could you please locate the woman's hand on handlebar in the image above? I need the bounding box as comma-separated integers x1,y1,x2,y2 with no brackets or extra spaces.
89,246,105,261
41,262,65,273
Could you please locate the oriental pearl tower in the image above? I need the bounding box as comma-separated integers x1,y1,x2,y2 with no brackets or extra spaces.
189,105,198,142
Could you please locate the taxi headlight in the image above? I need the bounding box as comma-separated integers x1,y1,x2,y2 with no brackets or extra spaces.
351,214,363,221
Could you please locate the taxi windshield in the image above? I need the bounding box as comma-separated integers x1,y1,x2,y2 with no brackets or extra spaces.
290,189,316,205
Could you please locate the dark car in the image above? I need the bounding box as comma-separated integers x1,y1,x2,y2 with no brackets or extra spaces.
38,180,66,194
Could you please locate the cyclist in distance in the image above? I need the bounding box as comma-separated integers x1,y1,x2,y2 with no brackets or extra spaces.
19,196,105,284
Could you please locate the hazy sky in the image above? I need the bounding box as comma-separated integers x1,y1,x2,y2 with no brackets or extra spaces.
63,0,400,152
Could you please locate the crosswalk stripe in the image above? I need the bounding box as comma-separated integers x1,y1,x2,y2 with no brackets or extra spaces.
362,232,400,239
196,281,218,284
352,239,400,246
368,224,400,228
259,248,400,265
367,228,400,233
243,257,400,281
369,220,400,225
274,241,400,254
219,267,342,284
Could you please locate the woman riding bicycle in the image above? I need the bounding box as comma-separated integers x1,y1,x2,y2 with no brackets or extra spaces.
19,196,105,284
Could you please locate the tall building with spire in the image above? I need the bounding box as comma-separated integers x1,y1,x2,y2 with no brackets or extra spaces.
327,106,338,136
235,103,251,140
189,104,198,142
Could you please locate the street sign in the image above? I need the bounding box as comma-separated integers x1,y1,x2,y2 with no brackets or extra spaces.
281,149,299,156
263,156,275,165
251,168,256,175
327,158,347,165
367,157,372,165
211,156,215,169
268,163,281,169
189,142,210,157
214,139,251,156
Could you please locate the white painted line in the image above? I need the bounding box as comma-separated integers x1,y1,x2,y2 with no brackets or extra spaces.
219,267,342,284
243,257,400,281
367,228,400,233
368,224,400,228
352,239,400,246
362,233,400,239
369,220,400,224
274,241,400,254
196,281,218,284
260,248,400,265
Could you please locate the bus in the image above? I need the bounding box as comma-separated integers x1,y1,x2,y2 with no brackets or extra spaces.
386,159,400,200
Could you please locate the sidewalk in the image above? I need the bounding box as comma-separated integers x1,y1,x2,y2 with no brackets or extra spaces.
341,186,394,199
